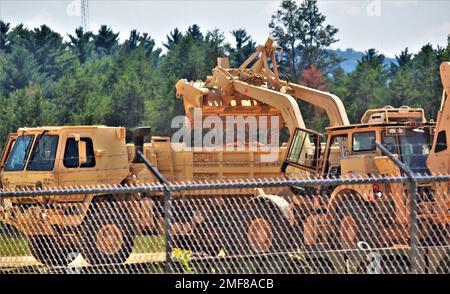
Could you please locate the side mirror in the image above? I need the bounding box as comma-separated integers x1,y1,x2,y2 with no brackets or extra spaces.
79,140,87,165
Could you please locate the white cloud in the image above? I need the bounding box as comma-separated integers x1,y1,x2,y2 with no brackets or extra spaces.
424,22,450,41
264,0,281,15
23,10,59,31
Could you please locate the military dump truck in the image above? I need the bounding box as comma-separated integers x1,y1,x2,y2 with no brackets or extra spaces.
0,125,289,266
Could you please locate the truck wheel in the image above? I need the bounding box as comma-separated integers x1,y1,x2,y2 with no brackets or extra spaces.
243,201,293,254
28,235,78,267
81,201,135,265
333,193,388,250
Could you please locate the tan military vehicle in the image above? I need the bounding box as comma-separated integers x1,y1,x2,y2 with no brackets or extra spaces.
240,62,450,254
0,32,448,267
0,125,288,265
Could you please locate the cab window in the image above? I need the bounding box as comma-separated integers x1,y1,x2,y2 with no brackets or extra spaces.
63,138,96,168
353,132,376,152
382,134,398,154
27,135,59,171
3,135,34,171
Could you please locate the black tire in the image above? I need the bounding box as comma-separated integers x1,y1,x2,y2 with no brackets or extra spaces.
333,192,392,250
239,201,294,255
80,200,135,265
28,235,79,267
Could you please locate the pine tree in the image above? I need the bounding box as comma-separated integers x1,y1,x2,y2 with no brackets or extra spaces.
68,27,94,63
164,28,182,50
297,0,339,72
270,0,339,80
343,49,389,123
0,20,11,53
269,0,300,79
228,29,256,67
94,25,119,55
1,44,39,94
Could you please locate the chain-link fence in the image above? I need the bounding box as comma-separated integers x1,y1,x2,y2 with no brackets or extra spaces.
1,173,450,274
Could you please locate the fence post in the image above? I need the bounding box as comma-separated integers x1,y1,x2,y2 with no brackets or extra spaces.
163,189,174,273
135,149,173,273
375,142,419,273
408,180,419,274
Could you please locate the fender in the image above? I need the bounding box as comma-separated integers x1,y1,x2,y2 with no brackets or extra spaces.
247,194,295,226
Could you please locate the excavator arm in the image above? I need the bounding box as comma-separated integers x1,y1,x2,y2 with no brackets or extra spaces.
281,82,350,127
232,80,305,134
427,62,450,174
236,36,349,128
175,37,349,139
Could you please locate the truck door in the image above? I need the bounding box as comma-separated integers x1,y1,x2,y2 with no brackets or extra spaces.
283,128,323,174
59,133,98,188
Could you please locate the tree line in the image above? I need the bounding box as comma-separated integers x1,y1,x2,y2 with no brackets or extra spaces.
0,0,449,147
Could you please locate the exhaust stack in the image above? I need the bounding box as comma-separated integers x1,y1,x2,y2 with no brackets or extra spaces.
132,127,152,163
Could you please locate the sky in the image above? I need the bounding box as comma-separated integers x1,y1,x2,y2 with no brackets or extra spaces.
0,0,449,57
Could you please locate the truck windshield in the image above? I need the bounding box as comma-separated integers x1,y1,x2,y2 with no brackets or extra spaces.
382,128,432,175
399,131,431,175
27,135,59,171
3,135,34,171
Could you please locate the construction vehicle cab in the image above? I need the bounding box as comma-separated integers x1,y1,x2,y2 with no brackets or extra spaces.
0,126,129,196
244,105,446,255
284,106,434,178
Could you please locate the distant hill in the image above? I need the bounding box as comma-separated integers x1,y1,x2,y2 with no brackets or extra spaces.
333,48,397,73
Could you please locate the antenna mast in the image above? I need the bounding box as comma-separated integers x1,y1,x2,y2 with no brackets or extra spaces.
81,0,90,31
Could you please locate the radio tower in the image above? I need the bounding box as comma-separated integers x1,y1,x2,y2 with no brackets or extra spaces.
81,0,90,31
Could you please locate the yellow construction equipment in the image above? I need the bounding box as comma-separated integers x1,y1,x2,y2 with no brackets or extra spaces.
241,61,450,254
0,37,449,265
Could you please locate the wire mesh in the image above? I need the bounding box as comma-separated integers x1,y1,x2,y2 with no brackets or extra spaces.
0,175,449,274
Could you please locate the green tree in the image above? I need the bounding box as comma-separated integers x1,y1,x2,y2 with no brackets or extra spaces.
105,50,157,128
31,25,73,81
409,44,442,119
123,30,161,66
296,0,339,72
68,27,94,63
336,49,389,123
269,0,300,79
0,20,11,53
387,65,421,108
8,84,57,127
186,24,203,43
94,25,119,55
204,29,226,70
51,57,113,125
0,94,16,149
228,29,256,67
1,44,39,95
164,28,182,50
270,0,339,80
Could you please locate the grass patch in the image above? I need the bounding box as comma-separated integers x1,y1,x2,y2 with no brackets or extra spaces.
0,233,166,257
0,235,31,257
132,235,165,254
